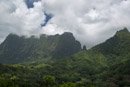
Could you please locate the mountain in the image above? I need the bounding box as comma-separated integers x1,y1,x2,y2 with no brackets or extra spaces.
92,28,130,64
0,28,130,87
36,28,130,87
89,28,130,87
0,32,82,64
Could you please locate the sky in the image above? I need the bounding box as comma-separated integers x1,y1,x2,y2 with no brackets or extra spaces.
0,0,130,48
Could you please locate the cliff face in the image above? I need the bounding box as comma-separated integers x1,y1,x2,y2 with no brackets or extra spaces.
0,32,82,64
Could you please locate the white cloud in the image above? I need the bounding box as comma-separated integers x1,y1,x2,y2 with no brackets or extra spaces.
0,0,130,48
0,0,44,41
41,0,130,48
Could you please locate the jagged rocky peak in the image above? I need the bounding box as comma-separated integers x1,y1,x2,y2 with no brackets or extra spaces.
92,27,130,56
6,33,19,39
2,33,25,46
40,34,49,39
83,45,87,50
119,27,129,32
52,32,82,58
114,27,130,39
5,33,27,42
116,27,129,34
60,32,76,41
0,32,82,64
62,32,73,36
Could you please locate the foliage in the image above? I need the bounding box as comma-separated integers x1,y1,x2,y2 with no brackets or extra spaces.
0,32,81,64
0,28,130,87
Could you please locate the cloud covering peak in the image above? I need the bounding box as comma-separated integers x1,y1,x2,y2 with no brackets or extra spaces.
0,0,130,48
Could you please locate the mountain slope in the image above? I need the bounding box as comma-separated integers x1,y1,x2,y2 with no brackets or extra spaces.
0,32,82,64
92,28,130,64
0,28,130,87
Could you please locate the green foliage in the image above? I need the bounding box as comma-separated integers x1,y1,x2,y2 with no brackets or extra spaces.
0,28,130,87
92,28,130,65
0,32,81,64
42,75,56,87
59,82,78,87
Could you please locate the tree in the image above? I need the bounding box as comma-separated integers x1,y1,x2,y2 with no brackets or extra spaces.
83,45,87,50
42,75,56,87
59,82,77,87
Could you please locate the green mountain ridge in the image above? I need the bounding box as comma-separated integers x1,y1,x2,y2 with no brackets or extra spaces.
92,28,130,65
0,32,82,64
0,28,130,87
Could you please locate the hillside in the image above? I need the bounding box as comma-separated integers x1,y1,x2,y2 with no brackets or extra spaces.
0,32,81,64
92,28,130,65
0,28,130,87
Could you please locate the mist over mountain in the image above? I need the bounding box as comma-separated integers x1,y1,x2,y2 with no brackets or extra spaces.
0,0,130,48
1,0,130,86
